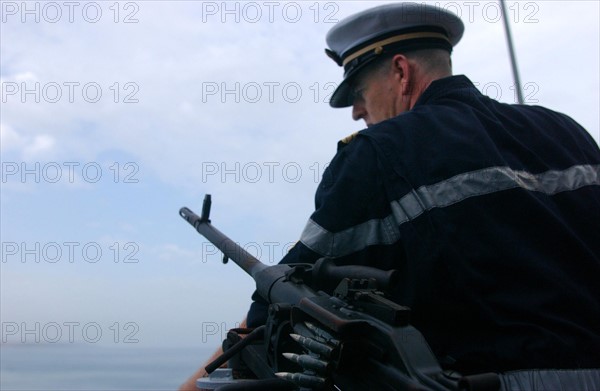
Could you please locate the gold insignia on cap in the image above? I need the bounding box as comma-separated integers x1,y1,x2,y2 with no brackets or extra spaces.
374,46,383,55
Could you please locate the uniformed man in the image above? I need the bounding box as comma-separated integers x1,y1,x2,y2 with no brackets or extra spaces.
181,3,600,390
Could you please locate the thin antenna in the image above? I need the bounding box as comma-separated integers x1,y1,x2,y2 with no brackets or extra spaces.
499,0,524,104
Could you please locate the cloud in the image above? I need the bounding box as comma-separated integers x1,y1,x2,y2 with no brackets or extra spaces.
24,134,56,158
1,122,56,159
10,71,37,82
0,122,20,149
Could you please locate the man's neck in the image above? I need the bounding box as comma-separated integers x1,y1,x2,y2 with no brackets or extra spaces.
409,72,452,110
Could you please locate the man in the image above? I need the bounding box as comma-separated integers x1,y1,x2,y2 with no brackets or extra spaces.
181,3,600,389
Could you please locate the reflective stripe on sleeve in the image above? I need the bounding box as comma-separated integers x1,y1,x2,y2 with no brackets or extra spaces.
300,164,600,257
300,214,400,258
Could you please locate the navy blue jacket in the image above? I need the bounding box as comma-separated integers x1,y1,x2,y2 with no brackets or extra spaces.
247,75,600,374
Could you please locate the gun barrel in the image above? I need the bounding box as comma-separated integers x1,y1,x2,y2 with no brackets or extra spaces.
179,204,267,278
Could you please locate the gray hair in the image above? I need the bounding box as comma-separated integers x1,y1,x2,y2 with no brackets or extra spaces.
364,48,452,79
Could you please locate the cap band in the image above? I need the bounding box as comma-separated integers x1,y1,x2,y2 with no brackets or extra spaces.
342,31,450,67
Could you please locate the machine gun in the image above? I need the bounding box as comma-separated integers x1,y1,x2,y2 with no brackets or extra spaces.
180,195,499,391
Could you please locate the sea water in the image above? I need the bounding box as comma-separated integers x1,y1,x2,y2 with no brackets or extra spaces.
0,344,213,390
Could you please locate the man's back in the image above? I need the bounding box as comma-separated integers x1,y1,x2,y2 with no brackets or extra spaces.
359,75,600,373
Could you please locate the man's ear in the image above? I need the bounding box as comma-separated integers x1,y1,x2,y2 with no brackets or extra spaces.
391,54,412,95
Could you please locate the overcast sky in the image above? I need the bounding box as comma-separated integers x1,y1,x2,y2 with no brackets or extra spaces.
1,0,599,357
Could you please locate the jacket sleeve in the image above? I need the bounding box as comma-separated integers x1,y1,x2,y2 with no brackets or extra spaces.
246,135,405,327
